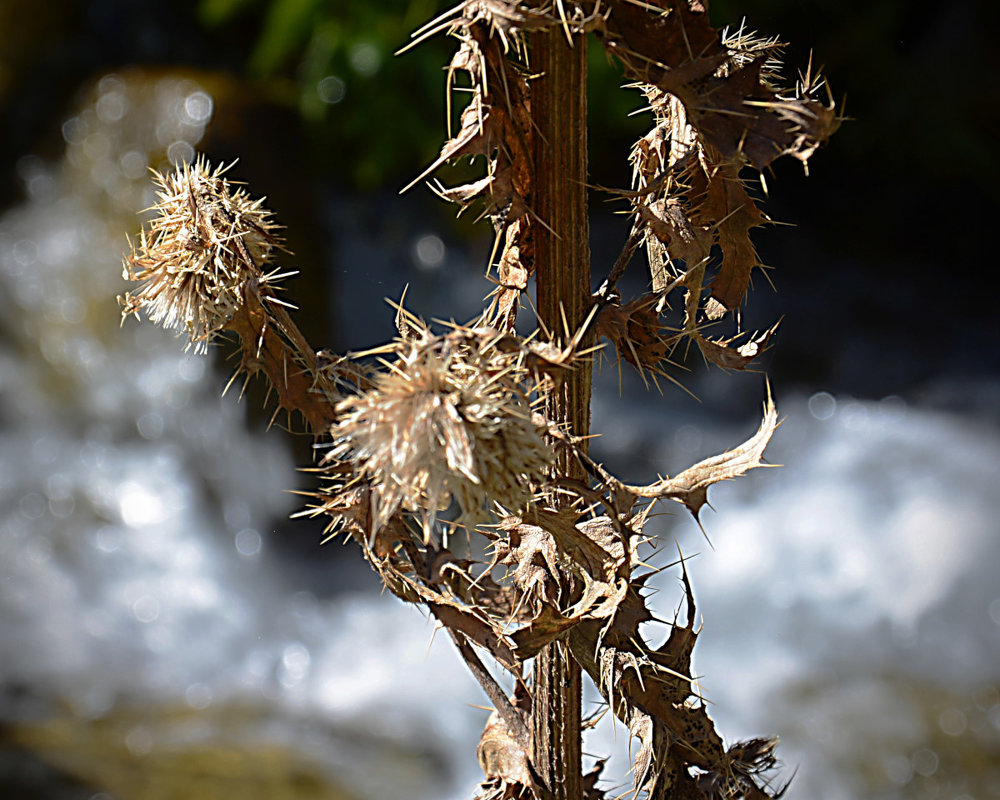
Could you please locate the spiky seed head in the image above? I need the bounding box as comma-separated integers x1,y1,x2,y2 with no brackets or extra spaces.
330,326,553,539
121,156,283,351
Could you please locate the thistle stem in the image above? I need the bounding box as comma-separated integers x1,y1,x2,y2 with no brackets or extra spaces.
530,23,591,800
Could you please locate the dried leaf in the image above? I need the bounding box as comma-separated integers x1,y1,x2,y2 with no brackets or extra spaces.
595,296,682,383
509,604,578,658
495,518,562,605
629,712,658,795
692,55,840,170
598,2,725,95
600,2,838,172
704,174,769,311
620,389,778,518
526,509,623,580
477,710,537,787
427,599,519,670
431,174,495,209
694,321,779,371
489,216,533,330
637,198,710,281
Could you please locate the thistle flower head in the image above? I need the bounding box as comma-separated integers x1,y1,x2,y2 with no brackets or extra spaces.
121,157,283,351
330,324,553,540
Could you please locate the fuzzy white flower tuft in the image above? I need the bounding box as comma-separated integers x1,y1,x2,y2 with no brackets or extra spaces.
330,325,553,539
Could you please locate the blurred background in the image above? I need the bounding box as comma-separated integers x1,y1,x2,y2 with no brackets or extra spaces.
1,1,997,799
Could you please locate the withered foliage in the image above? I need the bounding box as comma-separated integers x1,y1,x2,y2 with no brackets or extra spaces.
418,2,836,381
121,2,836,799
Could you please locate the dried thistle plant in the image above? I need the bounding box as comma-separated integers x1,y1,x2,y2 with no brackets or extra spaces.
120,3,838,799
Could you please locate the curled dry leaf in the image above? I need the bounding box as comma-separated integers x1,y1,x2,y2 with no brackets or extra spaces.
637,197,710,289
494,517,563,608
509,604,580,660
489,216,532,331
565,568,732,794
702,170,770,312
495,509,642,659
408,8,536,328
600,0,838,173
601,0,838,338
620,389,779,518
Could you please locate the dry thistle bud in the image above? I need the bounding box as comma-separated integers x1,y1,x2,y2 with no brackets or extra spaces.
330,325,553,540
121,157,283,351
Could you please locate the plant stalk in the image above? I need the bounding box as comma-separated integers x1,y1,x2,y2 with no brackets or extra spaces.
530,23,591,800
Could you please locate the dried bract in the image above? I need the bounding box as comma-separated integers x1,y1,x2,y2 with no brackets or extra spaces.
121,157,283,351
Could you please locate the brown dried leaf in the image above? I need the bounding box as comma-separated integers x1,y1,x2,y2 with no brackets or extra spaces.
427,599,519,670
509,604,577,658
649,557,699,674
629,712,659,796
500,512,640,658
418,93,492,180
572,574,631,625
488,215,533,330
477,710,537,788
497,219,531,290
692,55,840,170
495,518,561,605
599,2,725,96
431,174,495,210
487,164,530,226
638,199,710,277
387,556,519,668
595,296,683,384
694,321,778,371
525,509,621,580
417,14,535,330
601,2,838,172
704,174,769,311
402,87,490,193
621,390,778,518
507,576,632,660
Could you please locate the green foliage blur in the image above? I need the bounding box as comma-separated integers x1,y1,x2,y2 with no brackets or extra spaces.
198,0,455,188
194,0,652,191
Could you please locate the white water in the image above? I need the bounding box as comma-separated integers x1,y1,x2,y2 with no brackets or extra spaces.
2,72,998,800
618,389,1000,798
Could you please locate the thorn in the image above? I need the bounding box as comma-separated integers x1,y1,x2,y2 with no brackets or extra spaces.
237,372,252,403
268,404,282,431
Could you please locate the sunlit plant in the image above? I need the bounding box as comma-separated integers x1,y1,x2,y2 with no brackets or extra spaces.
122,2,837,798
